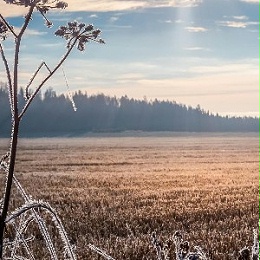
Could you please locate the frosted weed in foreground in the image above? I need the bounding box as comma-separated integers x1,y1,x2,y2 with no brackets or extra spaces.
0,0,104,258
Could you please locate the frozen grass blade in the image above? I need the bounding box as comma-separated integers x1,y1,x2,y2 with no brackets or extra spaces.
9,219,35,260
6,200,76,260
252,229,259,260
13,176,58,260
151,232,163,260
88,244,115,260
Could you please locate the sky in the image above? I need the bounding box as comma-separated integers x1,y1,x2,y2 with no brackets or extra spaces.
0,0,259,117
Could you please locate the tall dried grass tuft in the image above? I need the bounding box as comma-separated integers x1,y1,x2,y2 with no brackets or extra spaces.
151,231,208,260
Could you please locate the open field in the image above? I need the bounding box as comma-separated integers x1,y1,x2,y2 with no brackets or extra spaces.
0,133,259,259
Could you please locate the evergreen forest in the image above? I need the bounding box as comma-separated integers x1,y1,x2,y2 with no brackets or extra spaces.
0,85,258,137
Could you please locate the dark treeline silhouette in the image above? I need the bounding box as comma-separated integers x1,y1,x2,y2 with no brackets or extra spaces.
0,85,258,137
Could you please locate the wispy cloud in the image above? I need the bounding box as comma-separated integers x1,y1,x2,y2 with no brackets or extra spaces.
217,20,259,28
159,19,174,24
184,47,210,51
142,0,202,8
64,0,145,12
233,15,248,20
218,21,247,28
0,0,203,17
89,14,98,18
37,42,63,48
109,61,258,115
239,0,259,3
0,3,28,17
109,17,119,23
82,68,258,116
185,26,208,32
13,27,47,36
65,0,203,12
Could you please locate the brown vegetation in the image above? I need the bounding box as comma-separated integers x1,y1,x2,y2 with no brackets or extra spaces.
0,133,258,259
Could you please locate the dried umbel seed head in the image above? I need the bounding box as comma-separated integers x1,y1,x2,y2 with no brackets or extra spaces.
55,21,104,51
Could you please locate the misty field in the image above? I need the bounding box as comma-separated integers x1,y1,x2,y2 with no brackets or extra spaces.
0,133,258,259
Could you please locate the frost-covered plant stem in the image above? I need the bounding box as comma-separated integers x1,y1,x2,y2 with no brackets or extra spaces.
0,119,19,257
0,6,35,257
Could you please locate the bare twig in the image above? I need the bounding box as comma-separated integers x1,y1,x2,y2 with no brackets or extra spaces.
0,44,14,115
25,61,52,99
19,37,78,119
0,14,18,38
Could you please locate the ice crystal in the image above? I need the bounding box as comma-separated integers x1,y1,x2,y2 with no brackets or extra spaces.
62,67,77,112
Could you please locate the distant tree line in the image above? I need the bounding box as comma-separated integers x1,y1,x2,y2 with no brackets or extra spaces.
0,85,258,137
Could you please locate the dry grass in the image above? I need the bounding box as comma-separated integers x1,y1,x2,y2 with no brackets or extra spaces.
0,133,258,259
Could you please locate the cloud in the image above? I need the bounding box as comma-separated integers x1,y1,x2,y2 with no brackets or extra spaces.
240,0,259,3
140,0,202,8
37,42,63,48
64,1,146,12
233,16,248,20
109,17,119,22
184,47,210,51
190,60,259,75
185,26,208,32
82,69,258,116
68,58,258,116
159,19,174,24
217,20,259,28
89,14,98,18
0,3,28,17
218,21,247,28
175,19,184,23
65,0,203,12
0,0,202,17
12,27,47,36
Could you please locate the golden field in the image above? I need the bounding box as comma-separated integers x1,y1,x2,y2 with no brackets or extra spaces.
0,133,259,259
